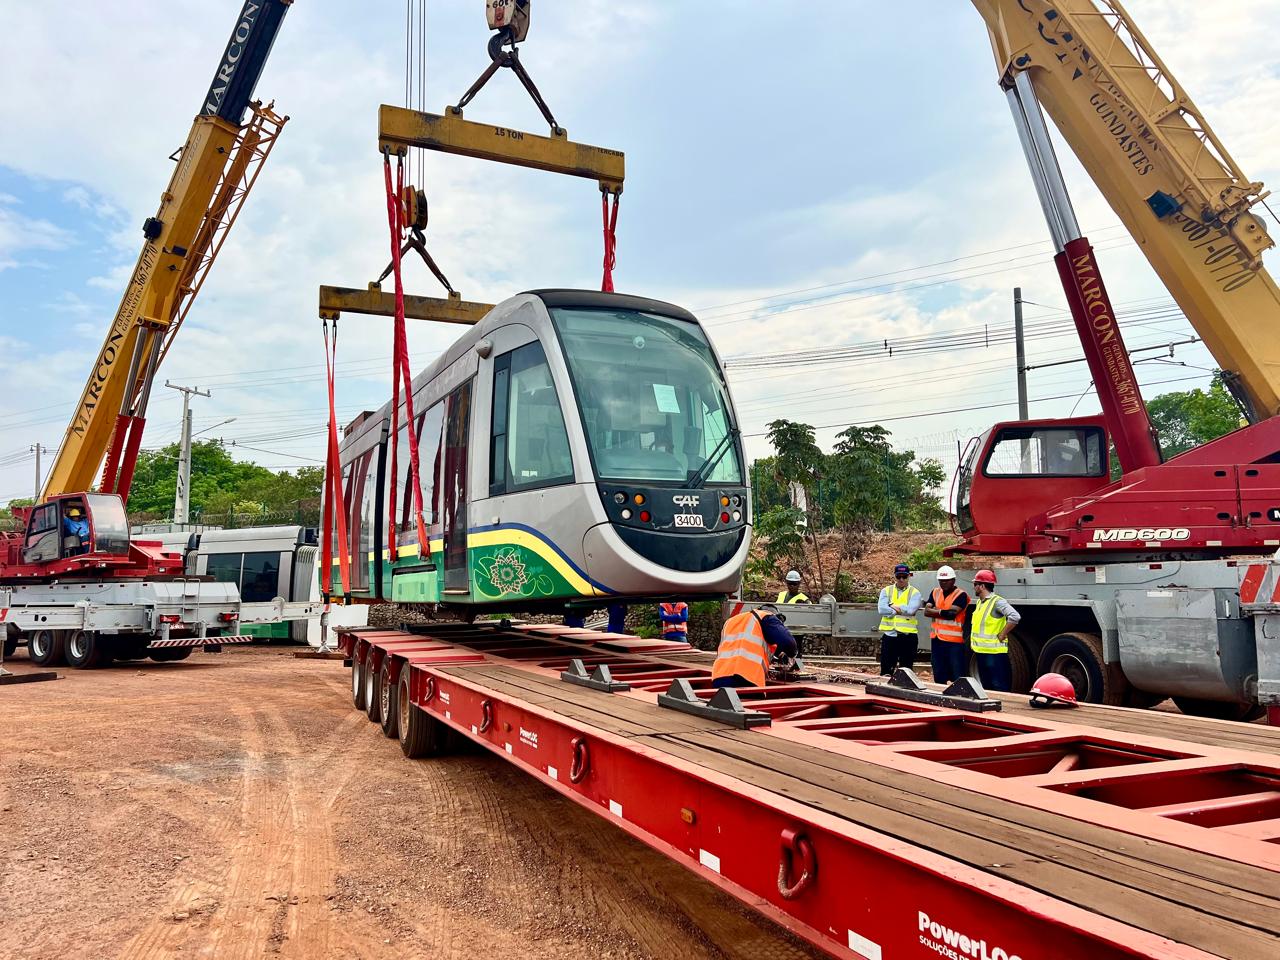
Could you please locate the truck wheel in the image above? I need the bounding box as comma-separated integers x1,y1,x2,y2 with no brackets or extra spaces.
112,638,151,662
1007,635,1033,693
351,651,367,710
150,647,193,662
397,669,449,758
3,632,16,659
379,661,399,739
364,654,382,723
65,631,112,669
28,630,66,667
1172,697,1267,723
1037,632,1117,705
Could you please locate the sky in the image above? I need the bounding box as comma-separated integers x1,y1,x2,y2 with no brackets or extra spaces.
2,0,1279,510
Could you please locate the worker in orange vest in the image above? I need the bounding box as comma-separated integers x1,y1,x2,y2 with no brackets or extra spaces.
921,565,970,683
658,601,689,642
712,603,798,689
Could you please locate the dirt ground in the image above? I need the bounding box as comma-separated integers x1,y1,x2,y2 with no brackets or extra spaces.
0,647,822,960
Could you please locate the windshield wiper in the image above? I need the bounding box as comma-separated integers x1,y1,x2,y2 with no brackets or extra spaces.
685,429,740,488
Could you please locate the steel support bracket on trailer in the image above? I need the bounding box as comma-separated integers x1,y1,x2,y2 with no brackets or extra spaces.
560,658,631,693
657,677,772,728
378,105,625,194
866,668,1002,712
318,284,493,326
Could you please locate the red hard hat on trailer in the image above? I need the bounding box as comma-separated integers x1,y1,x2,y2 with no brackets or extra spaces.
973,569,997,585
1029,672,1078,708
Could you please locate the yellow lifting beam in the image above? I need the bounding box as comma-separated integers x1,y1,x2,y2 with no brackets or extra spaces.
378,105,625,194
318,284,494,326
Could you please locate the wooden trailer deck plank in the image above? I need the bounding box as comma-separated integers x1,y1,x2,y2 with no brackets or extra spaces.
435,660,1280,959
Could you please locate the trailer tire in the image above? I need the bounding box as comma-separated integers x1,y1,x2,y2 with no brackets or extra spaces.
28,630,66,667
3,633,16,659
351,647,367,710
149,647,193,662
1172,697,1267,723
397,669,448,758
1037,631,1116,705
379,660,399,739
112,638,151,662
65,631,112,669
364,653,382,723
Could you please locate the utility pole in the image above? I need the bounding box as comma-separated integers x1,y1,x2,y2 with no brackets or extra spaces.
1013,287,1029,421
165,381,211,525
30,444,47,501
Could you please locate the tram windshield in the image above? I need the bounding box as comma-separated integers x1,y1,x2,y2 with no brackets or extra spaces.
551,307,742,485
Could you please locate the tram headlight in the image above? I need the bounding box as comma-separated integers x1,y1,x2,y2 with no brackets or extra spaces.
614,492,627,504
621,508,632,520
732,510,741,521
732,496,741,507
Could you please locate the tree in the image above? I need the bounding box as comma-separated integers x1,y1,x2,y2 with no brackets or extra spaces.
1148,376,1243,459
765,419,829,591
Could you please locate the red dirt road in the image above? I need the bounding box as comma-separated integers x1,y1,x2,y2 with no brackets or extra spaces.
0,648,822,959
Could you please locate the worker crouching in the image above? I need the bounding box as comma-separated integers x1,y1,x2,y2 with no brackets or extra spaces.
712,603,798,689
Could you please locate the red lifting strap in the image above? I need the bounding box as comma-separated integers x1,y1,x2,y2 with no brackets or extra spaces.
321,318,352,596
601,191,620,293
382,153,430,560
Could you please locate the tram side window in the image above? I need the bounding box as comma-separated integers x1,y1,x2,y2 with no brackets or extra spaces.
392,403,445,538
240,551,281,602
205,552,243,587
347,449,372,591
491,341,574,494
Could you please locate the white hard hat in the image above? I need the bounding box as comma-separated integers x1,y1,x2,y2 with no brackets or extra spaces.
936,565,957,580
785,570,802,583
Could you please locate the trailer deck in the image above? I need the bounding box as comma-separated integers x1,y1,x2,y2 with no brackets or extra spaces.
340,623,1280,960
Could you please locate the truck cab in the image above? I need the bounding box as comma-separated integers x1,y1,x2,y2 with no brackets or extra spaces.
20,494,131,565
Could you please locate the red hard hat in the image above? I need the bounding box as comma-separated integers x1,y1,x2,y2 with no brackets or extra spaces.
1029,672,1078,708
973,569,997,585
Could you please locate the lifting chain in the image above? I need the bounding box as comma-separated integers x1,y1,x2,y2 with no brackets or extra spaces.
452,7,561,135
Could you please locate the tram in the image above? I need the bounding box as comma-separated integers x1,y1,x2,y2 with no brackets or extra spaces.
328,290,751,612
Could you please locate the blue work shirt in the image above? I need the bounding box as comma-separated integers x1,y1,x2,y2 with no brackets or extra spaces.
759,613,798,658
63,516,89,540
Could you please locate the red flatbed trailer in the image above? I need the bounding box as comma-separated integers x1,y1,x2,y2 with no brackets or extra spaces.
337,623,1280,960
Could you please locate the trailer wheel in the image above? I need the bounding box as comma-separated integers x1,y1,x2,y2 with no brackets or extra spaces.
379,660,399,739
3,632,16,659
1172,697,1267,723
112,638,151,662
28,630,66,667
65,631,112,669
149,647,193,662
364,653,382,723
1037,631,1117,705
397,669,448,758
351,651,367,710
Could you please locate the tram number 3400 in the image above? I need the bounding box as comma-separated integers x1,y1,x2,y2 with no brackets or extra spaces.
673,514,705,528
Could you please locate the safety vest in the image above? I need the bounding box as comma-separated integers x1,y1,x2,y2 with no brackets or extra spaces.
878,584,920,635
776,590,810,604
712,611,772,688
929,587,966,644
660,602,688,635
970,594,1009,655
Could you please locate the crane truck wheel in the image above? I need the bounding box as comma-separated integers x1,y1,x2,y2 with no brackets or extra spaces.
64,631,112,669
379,661,399,739
1037,632,1117,705
27,630,66,667
3,630,16,660
1172,697,1267,723
364,653,382,724
396,669,449,759
351,652,367,710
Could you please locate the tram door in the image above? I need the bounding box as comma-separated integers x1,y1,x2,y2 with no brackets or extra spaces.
442,381,473,593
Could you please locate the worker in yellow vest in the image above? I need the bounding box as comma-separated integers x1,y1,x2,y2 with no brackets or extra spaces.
969,569,1021,692
712,603,799,689
877,563,922,676
776,570,809,604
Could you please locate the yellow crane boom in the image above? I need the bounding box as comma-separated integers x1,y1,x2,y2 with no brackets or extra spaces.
971,0,1280,420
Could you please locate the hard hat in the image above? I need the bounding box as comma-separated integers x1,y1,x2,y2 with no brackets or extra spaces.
936,565,956,580
66,505,83,517
785,570,802,584
758,602,779,614
1029,673,1079,708
893,563,910,577
973,569,997,585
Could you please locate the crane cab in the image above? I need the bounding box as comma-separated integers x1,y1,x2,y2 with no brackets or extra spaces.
952,417,1112,556
9,494,132,569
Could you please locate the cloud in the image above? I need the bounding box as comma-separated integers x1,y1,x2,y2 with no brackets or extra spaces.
0,194,72,271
